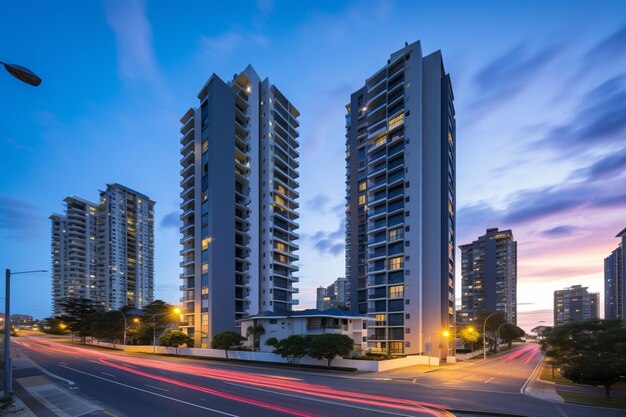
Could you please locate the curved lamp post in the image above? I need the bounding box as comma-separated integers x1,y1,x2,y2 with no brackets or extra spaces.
4,269,47,394
1,62,41,87
483,313,501,359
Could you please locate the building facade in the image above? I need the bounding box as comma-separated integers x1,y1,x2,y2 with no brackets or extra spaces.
554,285,599,326
345,41,456,355
459,228,517,325
50,184,154,314
604,227,625,320
316,277,349,310
179,65,300,348
238,308,366,353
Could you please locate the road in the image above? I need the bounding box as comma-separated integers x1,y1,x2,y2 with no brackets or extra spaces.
12,336,625,417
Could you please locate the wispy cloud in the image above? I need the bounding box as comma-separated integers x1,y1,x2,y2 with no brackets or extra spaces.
198,29,269,60
309,218,345,257
104,0,163,87
542,74,626,150
541,225,577,238
585,23,626,63
160,211,180,230
470,42,563,112
0,195,43,241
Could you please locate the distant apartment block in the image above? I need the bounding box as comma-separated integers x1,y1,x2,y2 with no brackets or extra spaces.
604,227,625,320
50,184,155,314
316,277,349,310
345,41,456,356
554,285,599,325
179,65,300,348
459,228,517,325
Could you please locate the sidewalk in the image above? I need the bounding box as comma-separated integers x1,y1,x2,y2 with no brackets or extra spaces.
4,349,115,417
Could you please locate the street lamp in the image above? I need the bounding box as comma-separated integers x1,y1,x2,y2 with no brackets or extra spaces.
483,313,501,359
1,61,41,86
4,269,47,394
127,306,180,353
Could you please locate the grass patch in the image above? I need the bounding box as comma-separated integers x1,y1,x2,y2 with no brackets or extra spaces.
539,363,572,384
557,390,626,409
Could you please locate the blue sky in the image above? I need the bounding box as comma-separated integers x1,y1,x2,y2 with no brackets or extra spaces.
1,1,625,331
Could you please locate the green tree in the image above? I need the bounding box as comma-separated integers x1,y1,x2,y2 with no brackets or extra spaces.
91,311,124,343
308,334,354,368
211,331,244,359
267,335,311,365
541,319,626,398
132,300,178,345
41,317,69,335
459,326,480,350
499,324,525,349
246,323,266,350
475,312,506,353
159,330,194,354
55,297,101,342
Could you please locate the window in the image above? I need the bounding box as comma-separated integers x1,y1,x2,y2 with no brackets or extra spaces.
389,285,404,298
388,113,404,131
389,256,403,270
358,195,366,205
201,263,208,273
359,181,367,191
389,228,403,242
201,237,212,251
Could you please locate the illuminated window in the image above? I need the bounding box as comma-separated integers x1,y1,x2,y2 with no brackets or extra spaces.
388,113,404,131
359,181,367,191
275,242,286,252
202,141,208,153
389,285,404,298
358,195,366,205
202,237,212,250
202,263,208,273
388,228,403,242
375,314,386,325
276,184,287,195
374,136,386,147
274,195,286,206
388,256,403,270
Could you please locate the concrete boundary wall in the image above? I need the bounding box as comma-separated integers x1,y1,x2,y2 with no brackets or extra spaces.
85,341,440,371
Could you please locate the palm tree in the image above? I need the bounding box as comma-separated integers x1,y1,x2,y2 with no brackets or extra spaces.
246,323,265,350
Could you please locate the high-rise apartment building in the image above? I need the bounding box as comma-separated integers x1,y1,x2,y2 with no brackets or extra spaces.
316,277,349,310
179,65,300,348
345,41,456,356
604,227,625,320
554,285,599,325
459,228,517,325
50,184,154,314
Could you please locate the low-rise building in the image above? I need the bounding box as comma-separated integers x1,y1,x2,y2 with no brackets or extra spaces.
238,308,366,353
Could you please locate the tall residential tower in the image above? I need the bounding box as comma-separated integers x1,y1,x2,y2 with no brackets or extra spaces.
459,228,517,325
179,65,300,348
50,184,154,314
604,227,625,320
554,285,599,325
345,41,456,356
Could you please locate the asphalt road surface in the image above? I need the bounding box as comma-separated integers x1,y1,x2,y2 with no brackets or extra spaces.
13,336,624,417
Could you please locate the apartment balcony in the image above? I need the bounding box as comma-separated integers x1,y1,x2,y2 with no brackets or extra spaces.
179,246,194,256
180,222,194,234
180,139,194,157
180,162,195,178
180,114,195,135
180,185,195,200
179,258,194,268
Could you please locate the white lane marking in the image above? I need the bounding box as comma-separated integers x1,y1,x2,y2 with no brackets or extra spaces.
60,365,240,417
145,384,169,392
16,349,75,385
484,378,494,384
101,372,116,378
224,381,429,417
59,362,68,366
521,352,544,394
